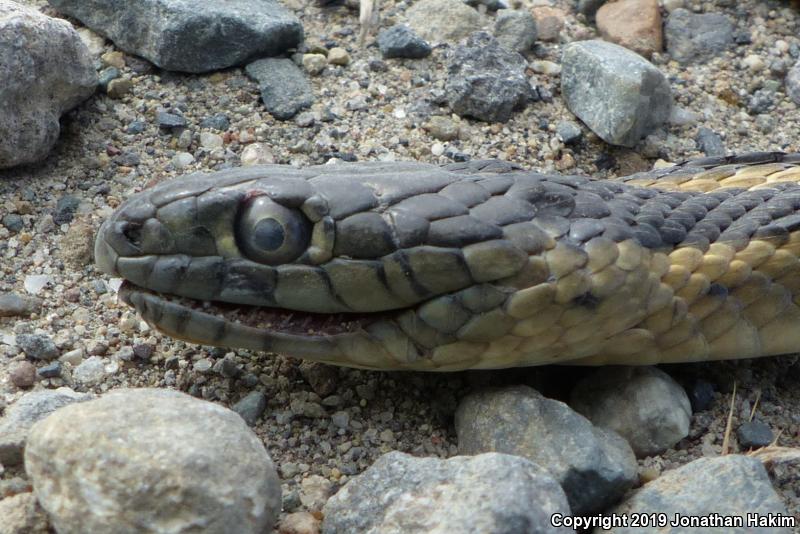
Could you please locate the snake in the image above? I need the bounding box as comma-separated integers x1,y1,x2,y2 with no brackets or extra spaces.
94,152,800,371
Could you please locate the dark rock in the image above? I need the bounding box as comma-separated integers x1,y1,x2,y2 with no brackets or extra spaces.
736,420,773,449
53,195,80,225
131,343,153,360
200,113,231,131
687,379,715,412
37,361,63,379
232,391,268,426
299,362,339,397
456,385,637,514
664,8,734,64
695,127,725,157
16,334,60,361
156,110,188,129
576,0,605,17
245,58,313,120
561,40,671,147
445,32,532,122
377,25,432,59
47,0,303,73
322,451,571,533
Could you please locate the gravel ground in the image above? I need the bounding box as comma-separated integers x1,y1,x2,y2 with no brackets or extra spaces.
2,0,800,529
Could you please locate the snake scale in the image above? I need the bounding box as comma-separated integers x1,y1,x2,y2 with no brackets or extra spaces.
94,152,800,371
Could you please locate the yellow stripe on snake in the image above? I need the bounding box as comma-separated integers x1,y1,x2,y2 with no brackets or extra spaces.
94,152,800,370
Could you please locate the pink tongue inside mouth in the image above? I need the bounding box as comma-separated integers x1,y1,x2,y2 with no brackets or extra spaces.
117,280,390,336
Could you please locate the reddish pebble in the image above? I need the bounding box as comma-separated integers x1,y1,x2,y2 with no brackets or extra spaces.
10,361,37,388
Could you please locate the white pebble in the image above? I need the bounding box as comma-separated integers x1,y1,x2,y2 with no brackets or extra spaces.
24,275,53,295
742,54,765,72
241,143,275,166
200,132,223,149
431,143,444,156
529,60,561,75
172,152,194,169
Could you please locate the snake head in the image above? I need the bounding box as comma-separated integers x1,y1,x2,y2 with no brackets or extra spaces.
95,161,546,370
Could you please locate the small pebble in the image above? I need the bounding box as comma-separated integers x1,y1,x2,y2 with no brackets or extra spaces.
736,420,773,449
10,361,37,388
172,152,194,169
327,47,350,66
37,361,63,379
232,391,267,426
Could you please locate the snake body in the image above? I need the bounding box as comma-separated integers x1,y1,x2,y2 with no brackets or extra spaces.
95,152,800,370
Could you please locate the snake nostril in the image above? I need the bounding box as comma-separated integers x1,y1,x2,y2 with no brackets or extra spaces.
122,222,143,246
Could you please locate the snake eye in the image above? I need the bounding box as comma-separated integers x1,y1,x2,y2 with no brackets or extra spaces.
238,196,311,264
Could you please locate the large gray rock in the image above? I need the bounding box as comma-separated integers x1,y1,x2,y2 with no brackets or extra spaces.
322,451,572,533
561,40,671,147
570,366,691,457
664,8,733,64
47,0,303,73
446,32,533,122
0,388,91,467
456,385,637,515
246,58,313,120
25,388,281,534
609,456,792,534
0,1,96,169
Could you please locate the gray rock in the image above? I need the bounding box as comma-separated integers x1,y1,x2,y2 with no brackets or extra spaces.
786,61,800,106
97,66,120,89
494,9,537,53
322,451,572,533
737,420,773,449
609,456,792,534
570,367,691,457
0,292,41,317
695,126,725,156
747,89,774,115
246,58,313,120
47,0,303,73
156,110,188,129
0,1,96,169
232,391,267,426
16,334,59,361
561,40,672,147
664,8,734,64
72,356,108,385
0,388,91,467
407,0,484,44
37,361,63,379
200,113,231,131
2,214,23,233
0,492,51,534
456,385,637,515
53,194,80,225
446,32,532,122
377,25,432,59
556,120,582,144
25,388,281,534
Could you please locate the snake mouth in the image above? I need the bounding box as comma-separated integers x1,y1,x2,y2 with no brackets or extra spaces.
117,281,403,363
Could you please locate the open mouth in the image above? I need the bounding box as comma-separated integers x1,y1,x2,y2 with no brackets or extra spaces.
118,280,394,338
